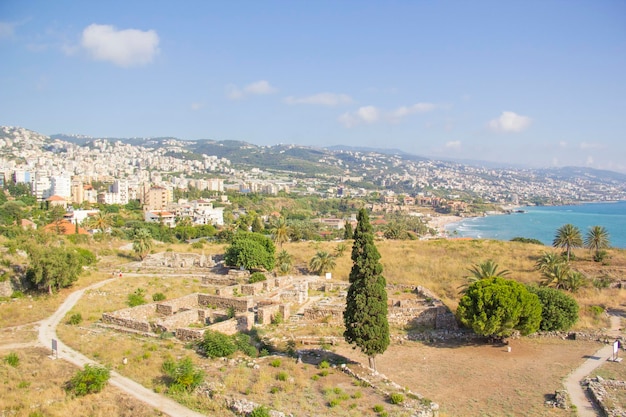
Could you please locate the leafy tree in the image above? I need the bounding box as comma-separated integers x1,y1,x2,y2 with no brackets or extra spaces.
343,222,353,240
132,228,153,260
251,216,264,233
65,364,110,396
585,225,610,262
127,288,147,307
343,209,390,371
161,357,204,393
309,251,337,276
456,277,542,339
224,232,275,271
25,245,85,294
553,223,582,262
527,286,579,331
0,201,24,225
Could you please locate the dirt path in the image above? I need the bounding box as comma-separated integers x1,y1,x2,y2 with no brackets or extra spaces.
36,278,207,417
564,314,622,416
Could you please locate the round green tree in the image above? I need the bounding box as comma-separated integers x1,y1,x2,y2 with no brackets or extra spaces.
527,286,579,331
224,232,276,271
343,209,390,371
457,277,542,339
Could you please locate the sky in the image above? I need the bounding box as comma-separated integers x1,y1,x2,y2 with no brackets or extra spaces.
1,1,625,173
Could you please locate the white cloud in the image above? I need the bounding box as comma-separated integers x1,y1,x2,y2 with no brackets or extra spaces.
190,102,204,111
580,142,604,150
81,24,159,67
340,102,438,127
226,80,277,100
445,140,462,150
338,106,380,128
389,102,437,121
284,92,353,106
487,111,532,133
0,21,17,39
559,141,568,148
586,156,594,165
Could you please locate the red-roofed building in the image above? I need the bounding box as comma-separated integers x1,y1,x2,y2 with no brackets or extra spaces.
47,195,68,209
42,220,89,235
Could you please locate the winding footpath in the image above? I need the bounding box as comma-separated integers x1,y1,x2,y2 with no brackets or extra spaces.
564,314,622,417
35,278,206,417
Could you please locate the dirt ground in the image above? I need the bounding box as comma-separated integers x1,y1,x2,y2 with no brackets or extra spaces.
335,337,603,417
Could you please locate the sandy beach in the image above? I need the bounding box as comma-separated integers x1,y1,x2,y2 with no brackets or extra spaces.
425,214,463,236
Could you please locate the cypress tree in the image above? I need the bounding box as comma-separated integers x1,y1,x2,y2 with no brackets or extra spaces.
343,208,389,371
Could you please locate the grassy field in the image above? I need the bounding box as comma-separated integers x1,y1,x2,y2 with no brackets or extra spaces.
2,237,626,416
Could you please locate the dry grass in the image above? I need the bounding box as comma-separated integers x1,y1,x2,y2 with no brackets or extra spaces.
0,347,163,417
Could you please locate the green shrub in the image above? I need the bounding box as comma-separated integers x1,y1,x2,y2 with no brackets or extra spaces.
152,292,166,302
328,398,340,407
4,352,19,367
127,288,147,307
589,305,605,317
373,404,385,413
351,391,362,399
249,272,267,283
199,330,237,358
276,371,288,381
74,247,97,265
161,357,204,393
527,286,579,331
269,359,282,368
233,332,257,357
318,360,330,369
271,314,283,325
389,393,404,404
311,374,320,381
249,405,271,417
11,291,24,299
67,313,83,325
191,241,204,249
319,369,329,377
66,364,110,396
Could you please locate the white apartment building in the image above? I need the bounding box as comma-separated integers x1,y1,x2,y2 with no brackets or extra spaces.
50,175,71,199
111,179,130,205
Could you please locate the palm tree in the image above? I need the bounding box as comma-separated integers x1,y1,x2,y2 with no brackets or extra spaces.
466,260,510,282
309,251,337,276
534,252,564,274
86,211,113,234
459,260,510,294
584,225,610,261
540,262,571,290
553,224,583,262
132,228,153,261
334,243,348,258
275,249,293,276
271,218,290,248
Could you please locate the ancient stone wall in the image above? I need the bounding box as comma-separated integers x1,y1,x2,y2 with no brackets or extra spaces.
198,294,253,312
102,304,155,332
155,293,199,315
208,318,239,335
176,328,205,341
258,304,280,324
142,252,214,269
0,280,11,298
202,274,238,287
241,281,265,296
304,306,344,322
389,306,437,326
158,309,202,332
216,285,240,296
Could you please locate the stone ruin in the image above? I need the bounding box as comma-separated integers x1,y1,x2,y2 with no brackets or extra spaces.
101,269,458,343
301,282,458,330
139,251,216,269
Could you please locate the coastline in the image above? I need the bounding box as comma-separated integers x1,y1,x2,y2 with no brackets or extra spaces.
426,214,464,236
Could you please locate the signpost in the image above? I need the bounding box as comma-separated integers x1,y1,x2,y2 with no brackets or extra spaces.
51,339,58,359
611,340,622,362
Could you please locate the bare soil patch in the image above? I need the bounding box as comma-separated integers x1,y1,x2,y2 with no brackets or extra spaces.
335,337,601,417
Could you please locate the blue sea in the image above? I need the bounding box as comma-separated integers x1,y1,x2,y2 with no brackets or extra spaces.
445,201,626,249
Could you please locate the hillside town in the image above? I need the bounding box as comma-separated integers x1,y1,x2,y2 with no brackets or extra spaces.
1,126,625,230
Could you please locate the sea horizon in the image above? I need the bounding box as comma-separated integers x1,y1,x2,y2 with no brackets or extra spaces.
445,200,626,249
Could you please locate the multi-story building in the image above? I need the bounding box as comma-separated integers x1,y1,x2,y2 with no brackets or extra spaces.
142,185,173,211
